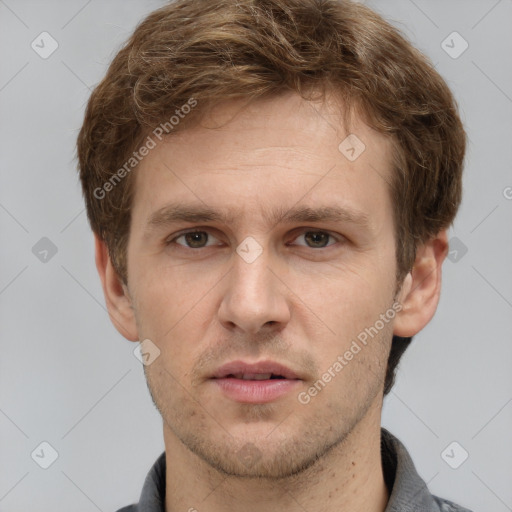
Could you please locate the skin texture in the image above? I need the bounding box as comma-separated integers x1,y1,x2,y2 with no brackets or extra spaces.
95,92,448,512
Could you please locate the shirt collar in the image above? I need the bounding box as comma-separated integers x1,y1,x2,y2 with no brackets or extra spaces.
380,427,439,511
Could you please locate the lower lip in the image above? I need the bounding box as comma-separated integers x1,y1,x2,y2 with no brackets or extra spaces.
212,378,301,403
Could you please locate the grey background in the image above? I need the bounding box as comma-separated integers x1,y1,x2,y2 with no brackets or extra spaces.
0,0,511,510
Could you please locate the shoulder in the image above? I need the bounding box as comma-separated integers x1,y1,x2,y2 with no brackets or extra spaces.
433,495,475,512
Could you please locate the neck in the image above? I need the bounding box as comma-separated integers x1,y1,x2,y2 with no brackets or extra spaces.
163,402,389,512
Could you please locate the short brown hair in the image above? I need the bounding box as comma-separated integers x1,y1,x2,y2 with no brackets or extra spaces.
77,0,466,395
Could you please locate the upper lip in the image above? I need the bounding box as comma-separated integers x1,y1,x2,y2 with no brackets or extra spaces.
212,360,301,380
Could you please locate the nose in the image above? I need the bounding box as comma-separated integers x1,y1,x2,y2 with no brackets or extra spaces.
218,245,291,334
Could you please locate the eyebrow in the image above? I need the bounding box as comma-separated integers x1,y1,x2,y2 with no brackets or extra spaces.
145,203,370,234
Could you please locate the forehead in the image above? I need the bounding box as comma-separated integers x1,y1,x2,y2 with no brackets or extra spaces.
131,92,394,232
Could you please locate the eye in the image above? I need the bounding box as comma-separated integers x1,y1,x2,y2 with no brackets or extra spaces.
170,230,222,249
292,231,338,248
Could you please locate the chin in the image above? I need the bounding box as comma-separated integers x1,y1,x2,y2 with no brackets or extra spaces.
175,424,348,481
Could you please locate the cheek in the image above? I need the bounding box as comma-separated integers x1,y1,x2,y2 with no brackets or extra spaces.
286,259,397,387
292,258,396,330
130,264,221,379
130,254,219,329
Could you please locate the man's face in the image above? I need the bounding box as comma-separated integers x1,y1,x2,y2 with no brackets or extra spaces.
125,92,399,478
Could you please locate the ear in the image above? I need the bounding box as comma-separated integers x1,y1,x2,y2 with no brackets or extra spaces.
393,230,449,337
94,234,139,342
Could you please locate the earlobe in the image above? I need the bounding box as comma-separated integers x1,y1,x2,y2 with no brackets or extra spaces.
94,235,139,342
393,230,449,337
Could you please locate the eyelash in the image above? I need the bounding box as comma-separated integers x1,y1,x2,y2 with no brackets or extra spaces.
166,228,342,249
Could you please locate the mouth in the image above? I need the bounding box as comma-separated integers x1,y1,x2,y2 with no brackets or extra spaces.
210,360,302,403
223,373,288,380
212,360,301,380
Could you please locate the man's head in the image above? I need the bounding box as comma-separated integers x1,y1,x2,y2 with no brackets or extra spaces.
77,0,465,478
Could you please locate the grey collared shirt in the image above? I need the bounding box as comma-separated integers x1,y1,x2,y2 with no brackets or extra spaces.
117,428,474,512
